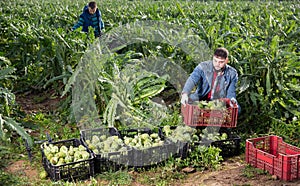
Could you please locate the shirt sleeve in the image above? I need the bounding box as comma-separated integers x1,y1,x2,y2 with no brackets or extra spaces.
226,71,238,99
182,66,202,94
72,16,85,31
99,11,104,30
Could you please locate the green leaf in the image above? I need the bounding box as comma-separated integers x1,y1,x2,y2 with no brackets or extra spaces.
0,67,16,80
278,100,300,116
270,35,279,56
229,38,244,49
0,115,4,140
0,56,12,65
287,83,300,92
287,72,300,77
43,74,71,89
176,2,186,18
266,66,271,97
237,76,250,94
2,116,33,147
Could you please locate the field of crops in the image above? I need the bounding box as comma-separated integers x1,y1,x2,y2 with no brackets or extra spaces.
0,0,300,185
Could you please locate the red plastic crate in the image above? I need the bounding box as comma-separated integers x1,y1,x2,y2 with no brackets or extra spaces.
245,135,300,181
181,99,238,128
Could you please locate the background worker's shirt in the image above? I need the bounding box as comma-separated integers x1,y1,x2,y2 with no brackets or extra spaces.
72,6,104,37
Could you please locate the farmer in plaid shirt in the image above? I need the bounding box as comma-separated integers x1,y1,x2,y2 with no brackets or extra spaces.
72,1,104,37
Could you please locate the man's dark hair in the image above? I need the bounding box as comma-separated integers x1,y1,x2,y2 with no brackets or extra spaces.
214,47,229,59
88,1,97,9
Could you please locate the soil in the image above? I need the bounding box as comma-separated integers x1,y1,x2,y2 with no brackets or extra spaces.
181,156,300,186
8,92,300,186
6,155,300,186
5,160,39,182
15,90,66,114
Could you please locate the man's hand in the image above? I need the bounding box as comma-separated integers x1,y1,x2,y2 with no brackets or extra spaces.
230,97,237,104
230,97,238,107
230,98,237,104
181,93,189,106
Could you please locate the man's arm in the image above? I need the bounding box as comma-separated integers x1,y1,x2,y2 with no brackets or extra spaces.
98,10,104,30
72,16,85,31
182,66,202,95
181,66,203,105
226,72,238,100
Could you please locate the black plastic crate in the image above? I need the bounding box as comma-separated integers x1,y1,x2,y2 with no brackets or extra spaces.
118,128,174,168
80,127,132,173
129,140,174,168
193,131,241,157
175,141,190,158
164,140,190,159
160,125,195,159
41,138,94,181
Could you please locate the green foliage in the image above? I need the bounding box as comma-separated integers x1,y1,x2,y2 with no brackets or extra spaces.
1,0,299,137
270,116,300,147
0,57,16,116
0,115,33,146
160,107,182,127
0,56,33,146
0,145,11,169
0,0,94,92
175,145,223,171
45,177,98,186
101,60,168,128
96,171,132,185
242,165,268,179
136,166,185,186
0,171,22,186
0,1,299,184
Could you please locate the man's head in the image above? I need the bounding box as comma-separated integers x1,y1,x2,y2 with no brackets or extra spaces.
213,47,229,71
88,1,97,14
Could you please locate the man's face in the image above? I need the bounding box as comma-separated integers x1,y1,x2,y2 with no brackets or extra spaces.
88,7,97,14
213,55,228,71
